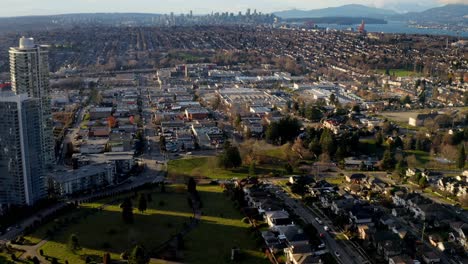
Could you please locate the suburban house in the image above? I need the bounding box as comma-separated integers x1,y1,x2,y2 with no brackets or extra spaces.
448,222,468,250
435,177,467,197
273,225,310,247
388,255,416,264
265,210,293,227
349,205,374,226
345,173,367,183
284,244,320,264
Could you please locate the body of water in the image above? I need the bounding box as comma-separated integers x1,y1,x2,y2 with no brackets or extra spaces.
317,21,467,38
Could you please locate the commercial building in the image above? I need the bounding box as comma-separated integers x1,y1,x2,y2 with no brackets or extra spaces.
9,37,54,167
0,92,46,206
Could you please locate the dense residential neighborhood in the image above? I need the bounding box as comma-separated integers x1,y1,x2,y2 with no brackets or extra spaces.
0,3,467,264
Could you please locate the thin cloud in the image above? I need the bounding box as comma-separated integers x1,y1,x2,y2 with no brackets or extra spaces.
438,0,468,4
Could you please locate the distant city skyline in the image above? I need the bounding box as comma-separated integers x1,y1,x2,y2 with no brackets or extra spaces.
1,0,464,17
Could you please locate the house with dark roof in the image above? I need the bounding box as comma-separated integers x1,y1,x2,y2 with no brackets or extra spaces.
273,225,310,247
345,173,367,183
284,244,321,264
265,210,293,227
449,222,468,250
388,255,414,264
349,205,374,226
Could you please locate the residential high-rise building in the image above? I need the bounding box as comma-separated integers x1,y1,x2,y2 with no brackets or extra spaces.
9,37,54,168
0,92,45,206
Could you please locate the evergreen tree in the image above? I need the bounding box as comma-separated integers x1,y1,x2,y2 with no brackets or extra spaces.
375,131,384,146
415,138,423,151
187,177,197,194
393,136,403,150
218,144,242,168
306,106,322,121
138,194,147,213
68,234,80,251
319,129,335,156
159,135,167,152
128,245,149,264
457,144,466,169
292,101,299,112
380,149,395,171
335,146,346,161
120,198,134,224
396,159,407,176
308,137,321,157
329,93,337,105
419,176,428,188
249,162,256,177
284,163,293,174
234,114,242,128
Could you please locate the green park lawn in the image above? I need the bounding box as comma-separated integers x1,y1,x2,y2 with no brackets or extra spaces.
24,183,268,264
405,150,431,165
376,69,423,77
167,156,286,180
28,186,193,264
167,157,244,180
183,185,268,264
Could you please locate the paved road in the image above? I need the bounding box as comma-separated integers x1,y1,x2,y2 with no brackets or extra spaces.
274,190,370,264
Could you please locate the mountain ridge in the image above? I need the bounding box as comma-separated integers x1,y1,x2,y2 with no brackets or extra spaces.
274,4,398,19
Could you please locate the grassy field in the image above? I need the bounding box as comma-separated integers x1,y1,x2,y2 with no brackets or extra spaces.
28,186,193,264
0,248,26,264
168,157,245,180
183,185,268,264
405,150,431,165
24,183,268,264
167,156,286,181
376,69,422,77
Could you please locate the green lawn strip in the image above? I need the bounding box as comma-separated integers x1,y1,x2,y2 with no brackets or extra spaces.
183,185,268,264
168,157,245,179
34,187,193,264
0,248,26,264
405,150,431,165
258,145,289,160
24,194,144,245
168,157,286,180
325,177,344,185
376,69,422,77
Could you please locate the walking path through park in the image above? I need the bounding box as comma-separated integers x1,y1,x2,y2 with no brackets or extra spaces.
12,239,47,262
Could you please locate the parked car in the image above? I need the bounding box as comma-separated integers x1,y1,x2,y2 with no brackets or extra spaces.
315,217,323,225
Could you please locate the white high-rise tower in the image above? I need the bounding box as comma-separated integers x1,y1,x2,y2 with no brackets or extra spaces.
9,37,54,168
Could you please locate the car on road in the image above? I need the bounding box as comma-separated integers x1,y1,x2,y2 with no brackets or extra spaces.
334,251,340,257
318,242,326,249
315,217,323,224
185,152,192,155
324,226,329,231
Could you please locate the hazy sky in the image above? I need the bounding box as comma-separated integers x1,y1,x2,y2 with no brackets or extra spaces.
0,0,464,17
